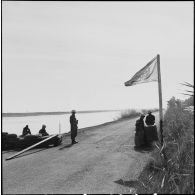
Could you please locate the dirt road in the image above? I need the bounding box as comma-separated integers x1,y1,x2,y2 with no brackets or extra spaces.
3,114,159,194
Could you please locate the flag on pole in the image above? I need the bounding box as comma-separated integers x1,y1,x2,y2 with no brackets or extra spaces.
124,56,158,86
124,54,164,145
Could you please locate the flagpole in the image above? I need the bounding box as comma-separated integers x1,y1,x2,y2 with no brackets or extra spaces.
157,54,163,145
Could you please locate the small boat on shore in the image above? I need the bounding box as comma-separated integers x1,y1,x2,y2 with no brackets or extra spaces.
2,132,62,150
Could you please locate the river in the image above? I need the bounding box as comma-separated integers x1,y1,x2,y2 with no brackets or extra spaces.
2,111,122,136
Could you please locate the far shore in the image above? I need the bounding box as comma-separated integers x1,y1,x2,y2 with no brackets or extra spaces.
2,116,133,136
2,110,121,117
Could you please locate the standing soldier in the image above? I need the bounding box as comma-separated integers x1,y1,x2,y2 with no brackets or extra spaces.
70,110,78,144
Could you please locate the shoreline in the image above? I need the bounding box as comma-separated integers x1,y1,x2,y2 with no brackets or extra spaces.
3,113,159,193
3,112,157,136
2,118,134,152
2,110,121,117
2,116,135,136
54,117,137,139
61,112,158,138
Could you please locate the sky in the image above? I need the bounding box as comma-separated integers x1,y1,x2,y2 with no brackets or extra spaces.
2,1,194,112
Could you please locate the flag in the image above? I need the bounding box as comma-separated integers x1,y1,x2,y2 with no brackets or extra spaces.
124,54,164,145
124,56,158,86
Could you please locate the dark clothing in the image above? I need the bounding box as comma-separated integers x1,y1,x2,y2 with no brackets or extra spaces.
70,114,78,143
22,126,31,136
39,128,49,136
135,119,145,131
145,114,155,126
144,125,158,143
135,118,145,147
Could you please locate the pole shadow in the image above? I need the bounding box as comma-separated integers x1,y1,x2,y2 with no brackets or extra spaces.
114,178,147,192
114,179,140,188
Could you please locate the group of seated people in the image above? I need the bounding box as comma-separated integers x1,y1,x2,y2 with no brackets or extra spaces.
22,124,49,137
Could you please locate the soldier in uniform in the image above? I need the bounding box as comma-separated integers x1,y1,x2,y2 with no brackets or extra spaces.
22,125,31,137
145,110,155,126
70,110,78,144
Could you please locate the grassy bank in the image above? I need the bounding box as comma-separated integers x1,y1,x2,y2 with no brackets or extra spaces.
115,108,159,120
137,96,194,194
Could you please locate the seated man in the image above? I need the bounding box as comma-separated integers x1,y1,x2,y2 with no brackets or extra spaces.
145,111,155,126
39,125,49,136
22,125,31,137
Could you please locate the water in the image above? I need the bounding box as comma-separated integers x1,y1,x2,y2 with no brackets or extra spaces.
2,111,121,136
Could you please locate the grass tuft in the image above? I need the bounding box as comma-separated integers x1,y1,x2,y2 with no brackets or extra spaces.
137,96,194,194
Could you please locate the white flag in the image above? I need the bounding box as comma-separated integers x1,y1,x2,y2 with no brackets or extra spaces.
124,56,158,86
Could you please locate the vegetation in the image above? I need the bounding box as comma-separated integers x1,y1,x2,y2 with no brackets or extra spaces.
116,108,159,120
180,82,194,97
137,95,194,194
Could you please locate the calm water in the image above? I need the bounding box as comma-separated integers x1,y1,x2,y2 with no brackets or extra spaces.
2,111,121,136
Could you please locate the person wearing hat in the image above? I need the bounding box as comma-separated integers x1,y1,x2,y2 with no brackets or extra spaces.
134,113,145,147
22,125,31,137
70,110,78,144
39,124,49,136
145,110,155,126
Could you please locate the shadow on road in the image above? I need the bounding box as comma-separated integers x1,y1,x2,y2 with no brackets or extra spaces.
59,143,73,150
114,179,140,188
114,178,147,193
134,145,154,153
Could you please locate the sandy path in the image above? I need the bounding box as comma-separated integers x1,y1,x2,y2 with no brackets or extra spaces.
2,114,159,194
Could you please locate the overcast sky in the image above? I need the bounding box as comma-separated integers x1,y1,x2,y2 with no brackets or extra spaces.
2,1,193,112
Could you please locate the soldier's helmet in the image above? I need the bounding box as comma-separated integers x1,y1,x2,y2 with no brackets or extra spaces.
42,124,46,128
148,110,152,114
71,110,76,113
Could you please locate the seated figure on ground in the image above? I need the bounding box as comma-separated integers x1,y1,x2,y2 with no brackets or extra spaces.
39,125,49,136
22,125,31,137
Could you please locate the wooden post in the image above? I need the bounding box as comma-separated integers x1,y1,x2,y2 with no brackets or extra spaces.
59,121,61,134
157,54,164,145
6,134,58,160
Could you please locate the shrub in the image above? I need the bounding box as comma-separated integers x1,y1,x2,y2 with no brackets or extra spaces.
116,108,159,120
138,96,194,194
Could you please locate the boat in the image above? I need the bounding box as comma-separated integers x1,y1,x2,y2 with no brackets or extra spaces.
2,132,62,150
